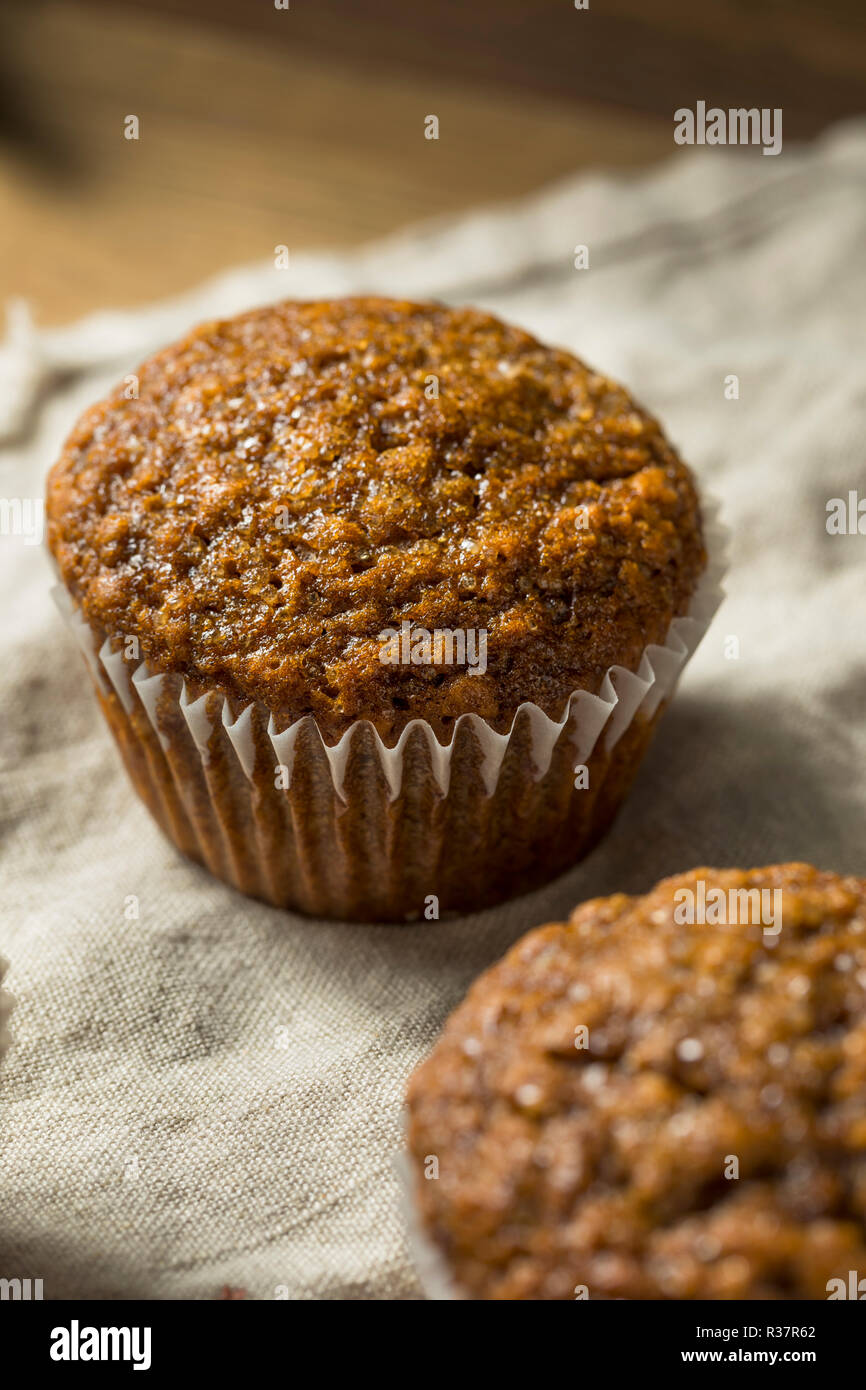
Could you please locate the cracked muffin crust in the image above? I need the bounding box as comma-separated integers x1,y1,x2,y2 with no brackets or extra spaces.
46,298,712,918
45,297,705,743
406,864,866,1297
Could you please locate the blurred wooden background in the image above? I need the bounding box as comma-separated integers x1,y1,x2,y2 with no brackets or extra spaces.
1,0,864,325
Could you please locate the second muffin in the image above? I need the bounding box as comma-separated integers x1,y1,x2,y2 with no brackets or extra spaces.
46,297,713,920
406,863,866,1298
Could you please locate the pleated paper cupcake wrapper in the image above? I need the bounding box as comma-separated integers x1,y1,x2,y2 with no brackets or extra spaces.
0,956,13,1067
52,499,726,919
394,1151,467,1300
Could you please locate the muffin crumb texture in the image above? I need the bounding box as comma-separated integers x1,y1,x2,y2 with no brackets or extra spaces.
46,297,704,740
406,864,866,1299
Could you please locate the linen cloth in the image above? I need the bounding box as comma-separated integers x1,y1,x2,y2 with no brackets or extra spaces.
1,121,865,1300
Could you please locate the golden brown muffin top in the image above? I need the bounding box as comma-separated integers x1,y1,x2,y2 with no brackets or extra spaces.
406,864,866,1300
46,297,705,741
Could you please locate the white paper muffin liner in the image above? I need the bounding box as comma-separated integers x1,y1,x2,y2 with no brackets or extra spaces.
51,498,726,921
0,956,13,1067
394,1151,466,1300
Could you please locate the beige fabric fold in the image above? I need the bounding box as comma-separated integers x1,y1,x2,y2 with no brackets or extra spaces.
1,120,865,1299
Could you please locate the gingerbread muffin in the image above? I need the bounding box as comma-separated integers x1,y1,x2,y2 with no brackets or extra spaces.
406,864,866,1298
46,297,715,920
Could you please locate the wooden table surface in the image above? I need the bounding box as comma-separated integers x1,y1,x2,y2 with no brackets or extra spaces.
1,0,863,327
